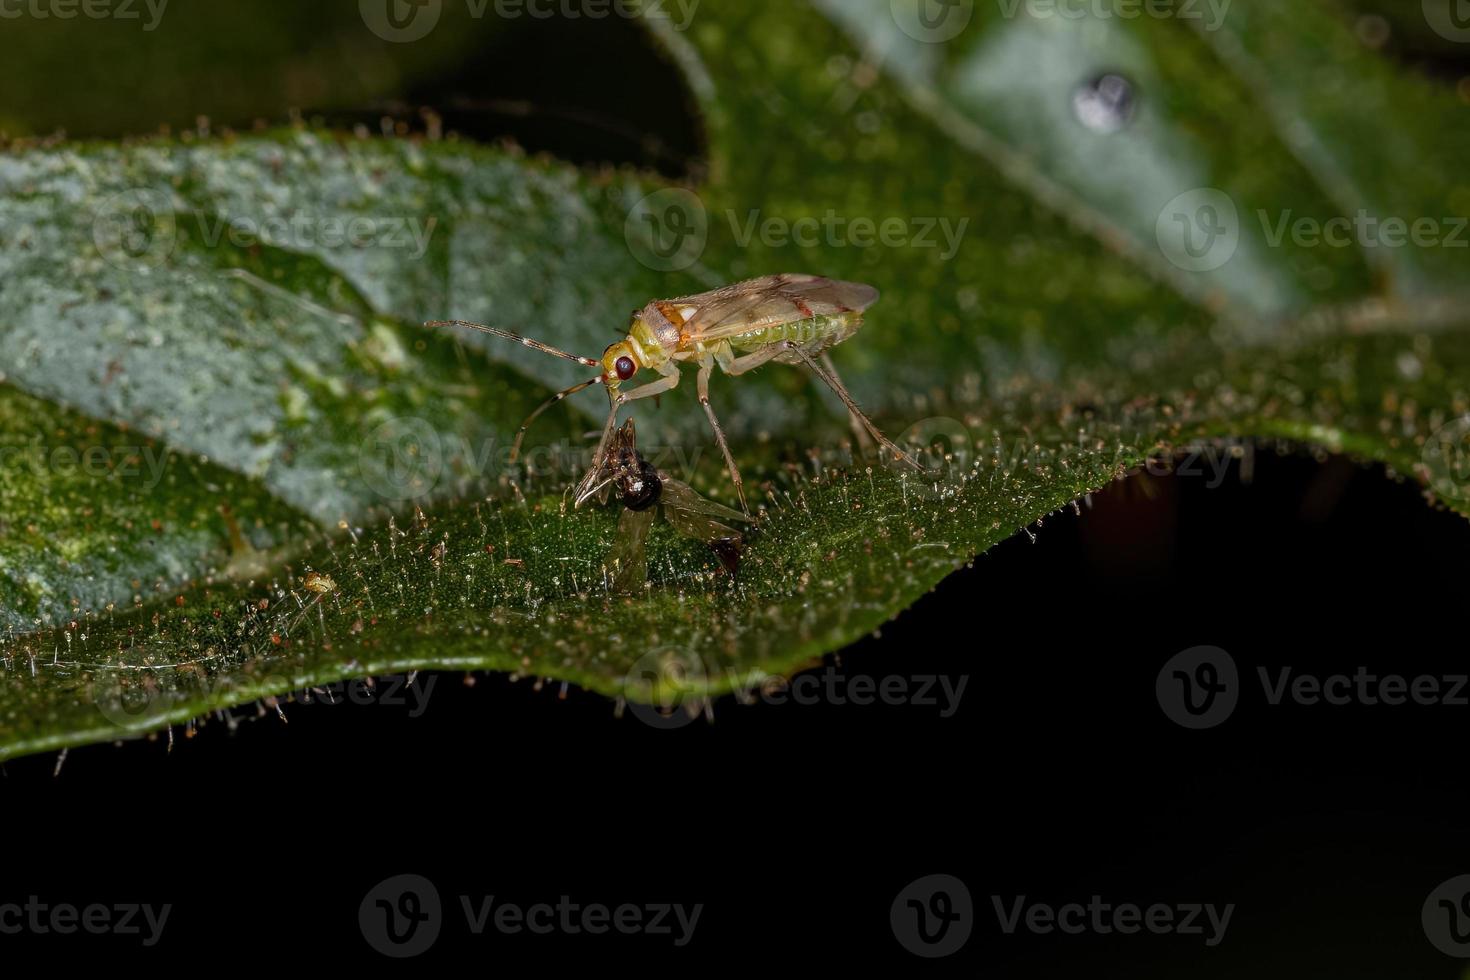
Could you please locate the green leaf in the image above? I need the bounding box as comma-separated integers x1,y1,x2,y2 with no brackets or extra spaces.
1,0,1468,760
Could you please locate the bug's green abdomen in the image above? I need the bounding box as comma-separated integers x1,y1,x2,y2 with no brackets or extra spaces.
730,313,862,354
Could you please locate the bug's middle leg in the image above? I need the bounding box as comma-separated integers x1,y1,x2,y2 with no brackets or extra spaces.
695,353,750,517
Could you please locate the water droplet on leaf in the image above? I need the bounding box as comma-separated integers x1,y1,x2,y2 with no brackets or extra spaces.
1072,73,1137,133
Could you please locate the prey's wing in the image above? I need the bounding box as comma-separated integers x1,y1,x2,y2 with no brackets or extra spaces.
668,274,879,343
660,480,745,545
659,479,748,524
608,507,655,593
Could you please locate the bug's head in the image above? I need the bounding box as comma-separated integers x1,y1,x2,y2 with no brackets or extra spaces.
600,341,640,393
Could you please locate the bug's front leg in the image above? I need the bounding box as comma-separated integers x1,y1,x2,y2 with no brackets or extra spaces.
574,364,682,507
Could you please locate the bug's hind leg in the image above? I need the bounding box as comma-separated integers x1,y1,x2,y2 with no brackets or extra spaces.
792,346,924,472
819,351,877,459
696,357,750,517
720,340,793,376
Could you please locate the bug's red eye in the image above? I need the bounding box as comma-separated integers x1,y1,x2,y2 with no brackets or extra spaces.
615,356,636,381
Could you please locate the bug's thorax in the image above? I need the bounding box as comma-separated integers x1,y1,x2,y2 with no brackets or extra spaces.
623,302,681,371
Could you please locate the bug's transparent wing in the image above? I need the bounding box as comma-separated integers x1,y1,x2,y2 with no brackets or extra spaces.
608,507,655,593
670,274,879,342
659,480,746,549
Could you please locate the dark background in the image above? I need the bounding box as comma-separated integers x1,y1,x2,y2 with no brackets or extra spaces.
5,3,1470,975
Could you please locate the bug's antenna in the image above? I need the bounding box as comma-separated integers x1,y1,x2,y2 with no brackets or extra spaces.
427,320,601,367
510,376,605,463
